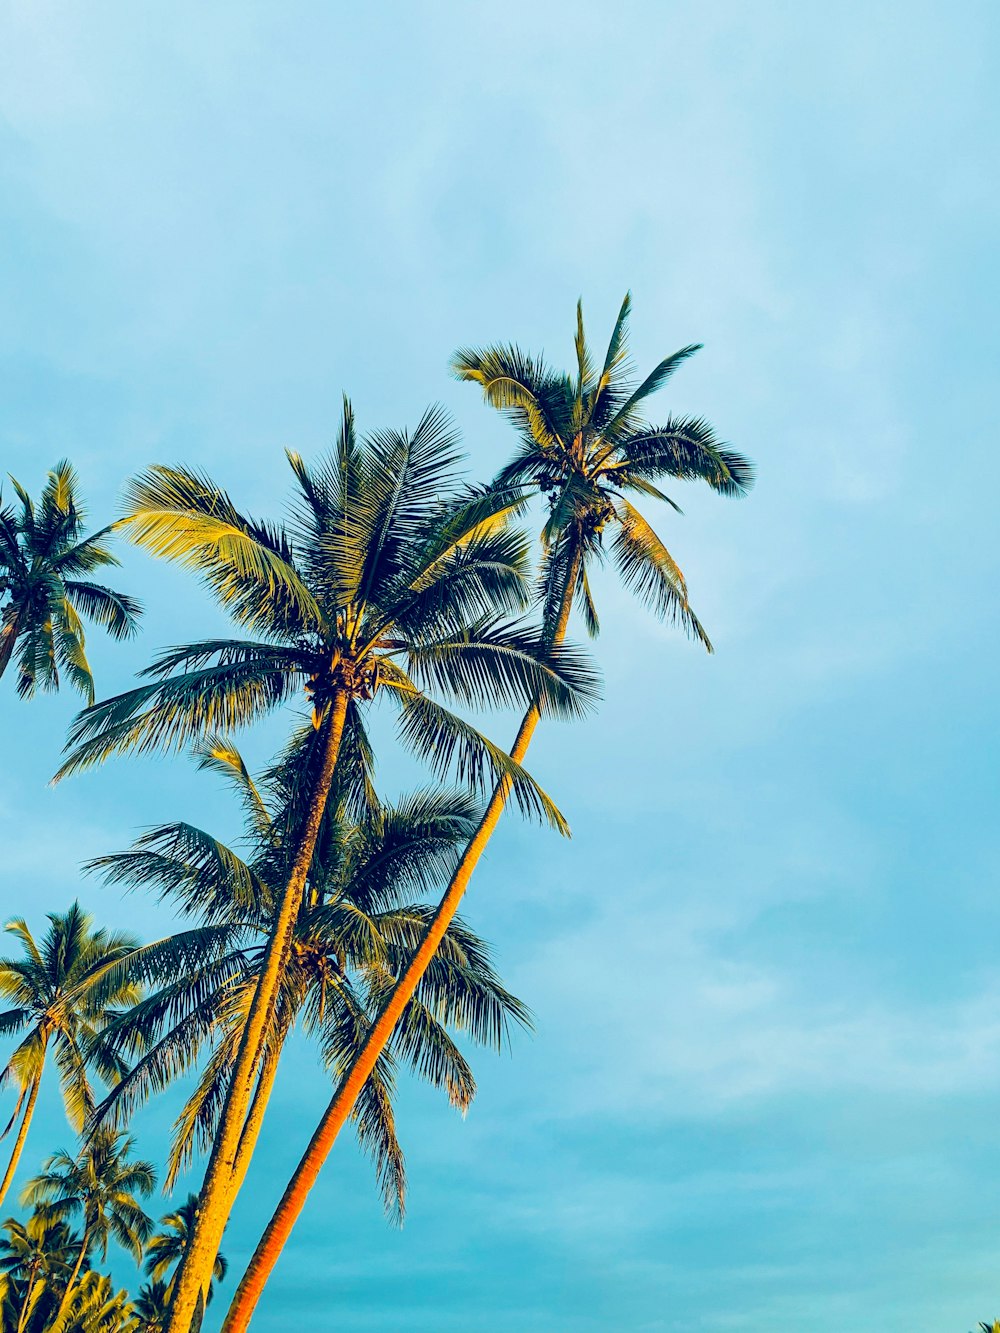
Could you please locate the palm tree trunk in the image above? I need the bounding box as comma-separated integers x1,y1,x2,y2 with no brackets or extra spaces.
230,1039,283,1198
0,1071,41,1208
164,688,351,1333
220,554,582,1332
0,615,18,682
49,1222,89,1333
16,1257,41,1333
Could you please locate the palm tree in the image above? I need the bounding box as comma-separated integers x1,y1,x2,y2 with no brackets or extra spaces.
0,460,142,700
144,1196,227,1304
0,906,140,1207
88,731,528,1226
57,402,593,1333
0,1209,81,1333
133,1278,170,1333
56,1270,135,1333
219,295,754,1330
22,1127,154,1330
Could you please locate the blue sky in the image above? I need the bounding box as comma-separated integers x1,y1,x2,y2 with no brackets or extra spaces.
1,2,998,1329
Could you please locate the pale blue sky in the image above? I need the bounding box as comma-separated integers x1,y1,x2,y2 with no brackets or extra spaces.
1,3,998,1330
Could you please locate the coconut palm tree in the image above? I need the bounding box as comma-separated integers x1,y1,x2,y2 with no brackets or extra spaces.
143,1196,227,1306
0,460,142,700
21,1128,154,1330
88,730,528,1233
56,1270,135,1333
0,906,140,1207
219,296,754,1330
0,1209,81,1333
56,403,591,1332
133,1278,170,1333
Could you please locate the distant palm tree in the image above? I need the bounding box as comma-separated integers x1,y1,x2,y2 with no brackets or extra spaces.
219,296,754,1330
56,1269,134,1333
21,1128,154,1330
0,460,142,700
133,1277,170,1332
0,906,140,1207
0,1209,81,1333
57,402,594,1333
143,1195,227,1307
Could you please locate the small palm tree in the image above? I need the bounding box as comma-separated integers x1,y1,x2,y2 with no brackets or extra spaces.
57,1269,135,1333
219,296,754,1330
0,460,142,700
133,1277,170,1332
57,401,594,1333
0,1209,81,1333
0,906,140,1207
144,1195,226,1306
21,1128,154,1329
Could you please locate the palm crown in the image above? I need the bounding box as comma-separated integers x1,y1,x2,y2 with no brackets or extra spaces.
22,1129,155,1268
0,460,142,701
0,906,141,1208
144,1196,227,1302
452,294,754,644
57,401,596,825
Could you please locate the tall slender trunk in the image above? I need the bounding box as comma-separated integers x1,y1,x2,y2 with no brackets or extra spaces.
230,1038,283,1198
221,555,582,1332
0,614,18,682
16,1257,41,1333
49,1221,89,1333
164,690,351,1333
0,1070,41,1208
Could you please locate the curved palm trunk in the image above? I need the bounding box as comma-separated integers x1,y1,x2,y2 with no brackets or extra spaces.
0,1071,41,1208
164,690,351,1333
221,555,582,1332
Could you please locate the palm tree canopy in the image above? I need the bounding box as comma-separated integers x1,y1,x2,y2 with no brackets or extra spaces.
87,733,531,1219
452,294,755,644
144,1194,227,1289
56,403,599,831
0,460,142,701
0,905,141,1131
0,1209,80,1285
22,1128,155,1265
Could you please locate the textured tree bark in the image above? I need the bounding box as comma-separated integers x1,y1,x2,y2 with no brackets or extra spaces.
164,690,350,1333
49,1219,90,1333
230,1039,283,1199
221,556,582,1332
0,1070,41,1208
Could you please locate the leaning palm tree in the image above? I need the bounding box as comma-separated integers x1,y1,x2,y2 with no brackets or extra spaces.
89,731,527,1225
219,295,754,1330
0,906,140,1207
0,460,142,700
21,1128,154,1331
57,402,595,1332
